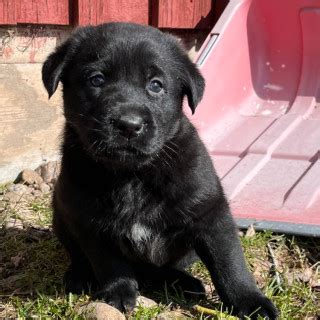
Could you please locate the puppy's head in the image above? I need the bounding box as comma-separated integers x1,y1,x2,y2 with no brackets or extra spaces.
43,23,204,167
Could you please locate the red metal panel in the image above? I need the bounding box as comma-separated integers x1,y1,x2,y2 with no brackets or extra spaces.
75,0,149,26
152,0,214,29
15,0,69,25
0,0,16,24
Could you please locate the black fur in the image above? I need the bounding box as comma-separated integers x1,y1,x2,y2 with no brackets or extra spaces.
42,23,278,319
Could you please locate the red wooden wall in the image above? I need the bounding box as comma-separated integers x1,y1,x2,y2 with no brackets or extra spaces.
75,0,149,25
16,0,69,24
152,0,214,29
0,0,216,29
0,0,16,24
0,0,69,25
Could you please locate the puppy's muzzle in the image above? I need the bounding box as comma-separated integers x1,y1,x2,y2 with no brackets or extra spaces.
112,114,144,139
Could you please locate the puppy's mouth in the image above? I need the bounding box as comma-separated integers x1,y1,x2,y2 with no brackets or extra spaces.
109,145,148,157
86,137,153,163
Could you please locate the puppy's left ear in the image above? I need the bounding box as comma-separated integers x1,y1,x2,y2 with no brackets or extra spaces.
181,60,205,115
42,40,71,98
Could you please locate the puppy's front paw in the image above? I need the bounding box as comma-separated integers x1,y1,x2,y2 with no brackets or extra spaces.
94,278,138,312
235,292,278,320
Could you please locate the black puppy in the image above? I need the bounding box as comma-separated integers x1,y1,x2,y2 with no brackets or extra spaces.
42,23,278,319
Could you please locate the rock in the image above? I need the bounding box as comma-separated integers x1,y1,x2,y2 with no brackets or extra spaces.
156,311,189,320
5,218,24,229
17,169,43,186
135,296,158,308
3,191,32,203
76,302,125,320
39,183,51,194
31,189,42,197
36,161,61,183
7,183,31,194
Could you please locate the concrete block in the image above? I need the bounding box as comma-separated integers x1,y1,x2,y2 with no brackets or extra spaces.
0,26,71,64
0,63,64,182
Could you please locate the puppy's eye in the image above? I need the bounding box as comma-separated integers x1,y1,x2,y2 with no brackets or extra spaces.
148,79,163,93
89,74,105,87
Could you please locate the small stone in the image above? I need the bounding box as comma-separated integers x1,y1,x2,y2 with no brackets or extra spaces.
39,183,51,194
36,161,61,183
238,231,244,237
76,302,125,320
31,190,42,197
18,169,43,186
7,183,31,195
135,296,157,308
5,218,24,229
156,311,189,320
4,191,27,203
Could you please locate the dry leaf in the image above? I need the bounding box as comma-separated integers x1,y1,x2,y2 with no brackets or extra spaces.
11,254,23,267
298,268,313,283
245,225,256,238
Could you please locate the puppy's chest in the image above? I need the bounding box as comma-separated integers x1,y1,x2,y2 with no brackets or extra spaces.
102,180,174,264
122,221,164,262
111,180,150,218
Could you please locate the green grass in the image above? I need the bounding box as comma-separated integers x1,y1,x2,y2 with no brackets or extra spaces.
29,196,53,227
130,304,165,319
0,183,8,194
0,189,319,319
11,293,88,319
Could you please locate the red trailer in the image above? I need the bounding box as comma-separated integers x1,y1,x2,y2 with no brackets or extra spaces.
190,0,320,236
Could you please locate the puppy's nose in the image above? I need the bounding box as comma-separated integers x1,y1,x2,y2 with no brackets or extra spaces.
114,115,144,138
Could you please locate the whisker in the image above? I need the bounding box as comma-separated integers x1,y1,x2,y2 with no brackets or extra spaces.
78,113,103,126
168,140,179,149
155,152,172,169
162,149,173,162
88,128,104,133
163,144,178,157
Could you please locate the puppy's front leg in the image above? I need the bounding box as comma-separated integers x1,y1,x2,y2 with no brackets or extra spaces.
194,199,278,319
79,236,138,312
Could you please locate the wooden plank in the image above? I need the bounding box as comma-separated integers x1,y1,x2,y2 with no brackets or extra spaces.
152,0,214,29
0,0,16,24
15,0,69,25
75,0,149,25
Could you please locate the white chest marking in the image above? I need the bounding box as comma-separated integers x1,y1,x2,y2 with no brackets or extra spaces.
131,223,152,244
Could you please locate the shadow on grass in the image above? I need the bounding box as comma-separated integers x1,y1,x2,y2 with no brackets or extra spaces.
0,226,67,299
0,226,91,318
287,236,320,266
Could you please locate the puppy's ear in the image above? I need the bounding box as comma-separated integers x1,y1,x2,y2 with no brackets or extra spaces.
42,40,71,98
181,60,205,115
